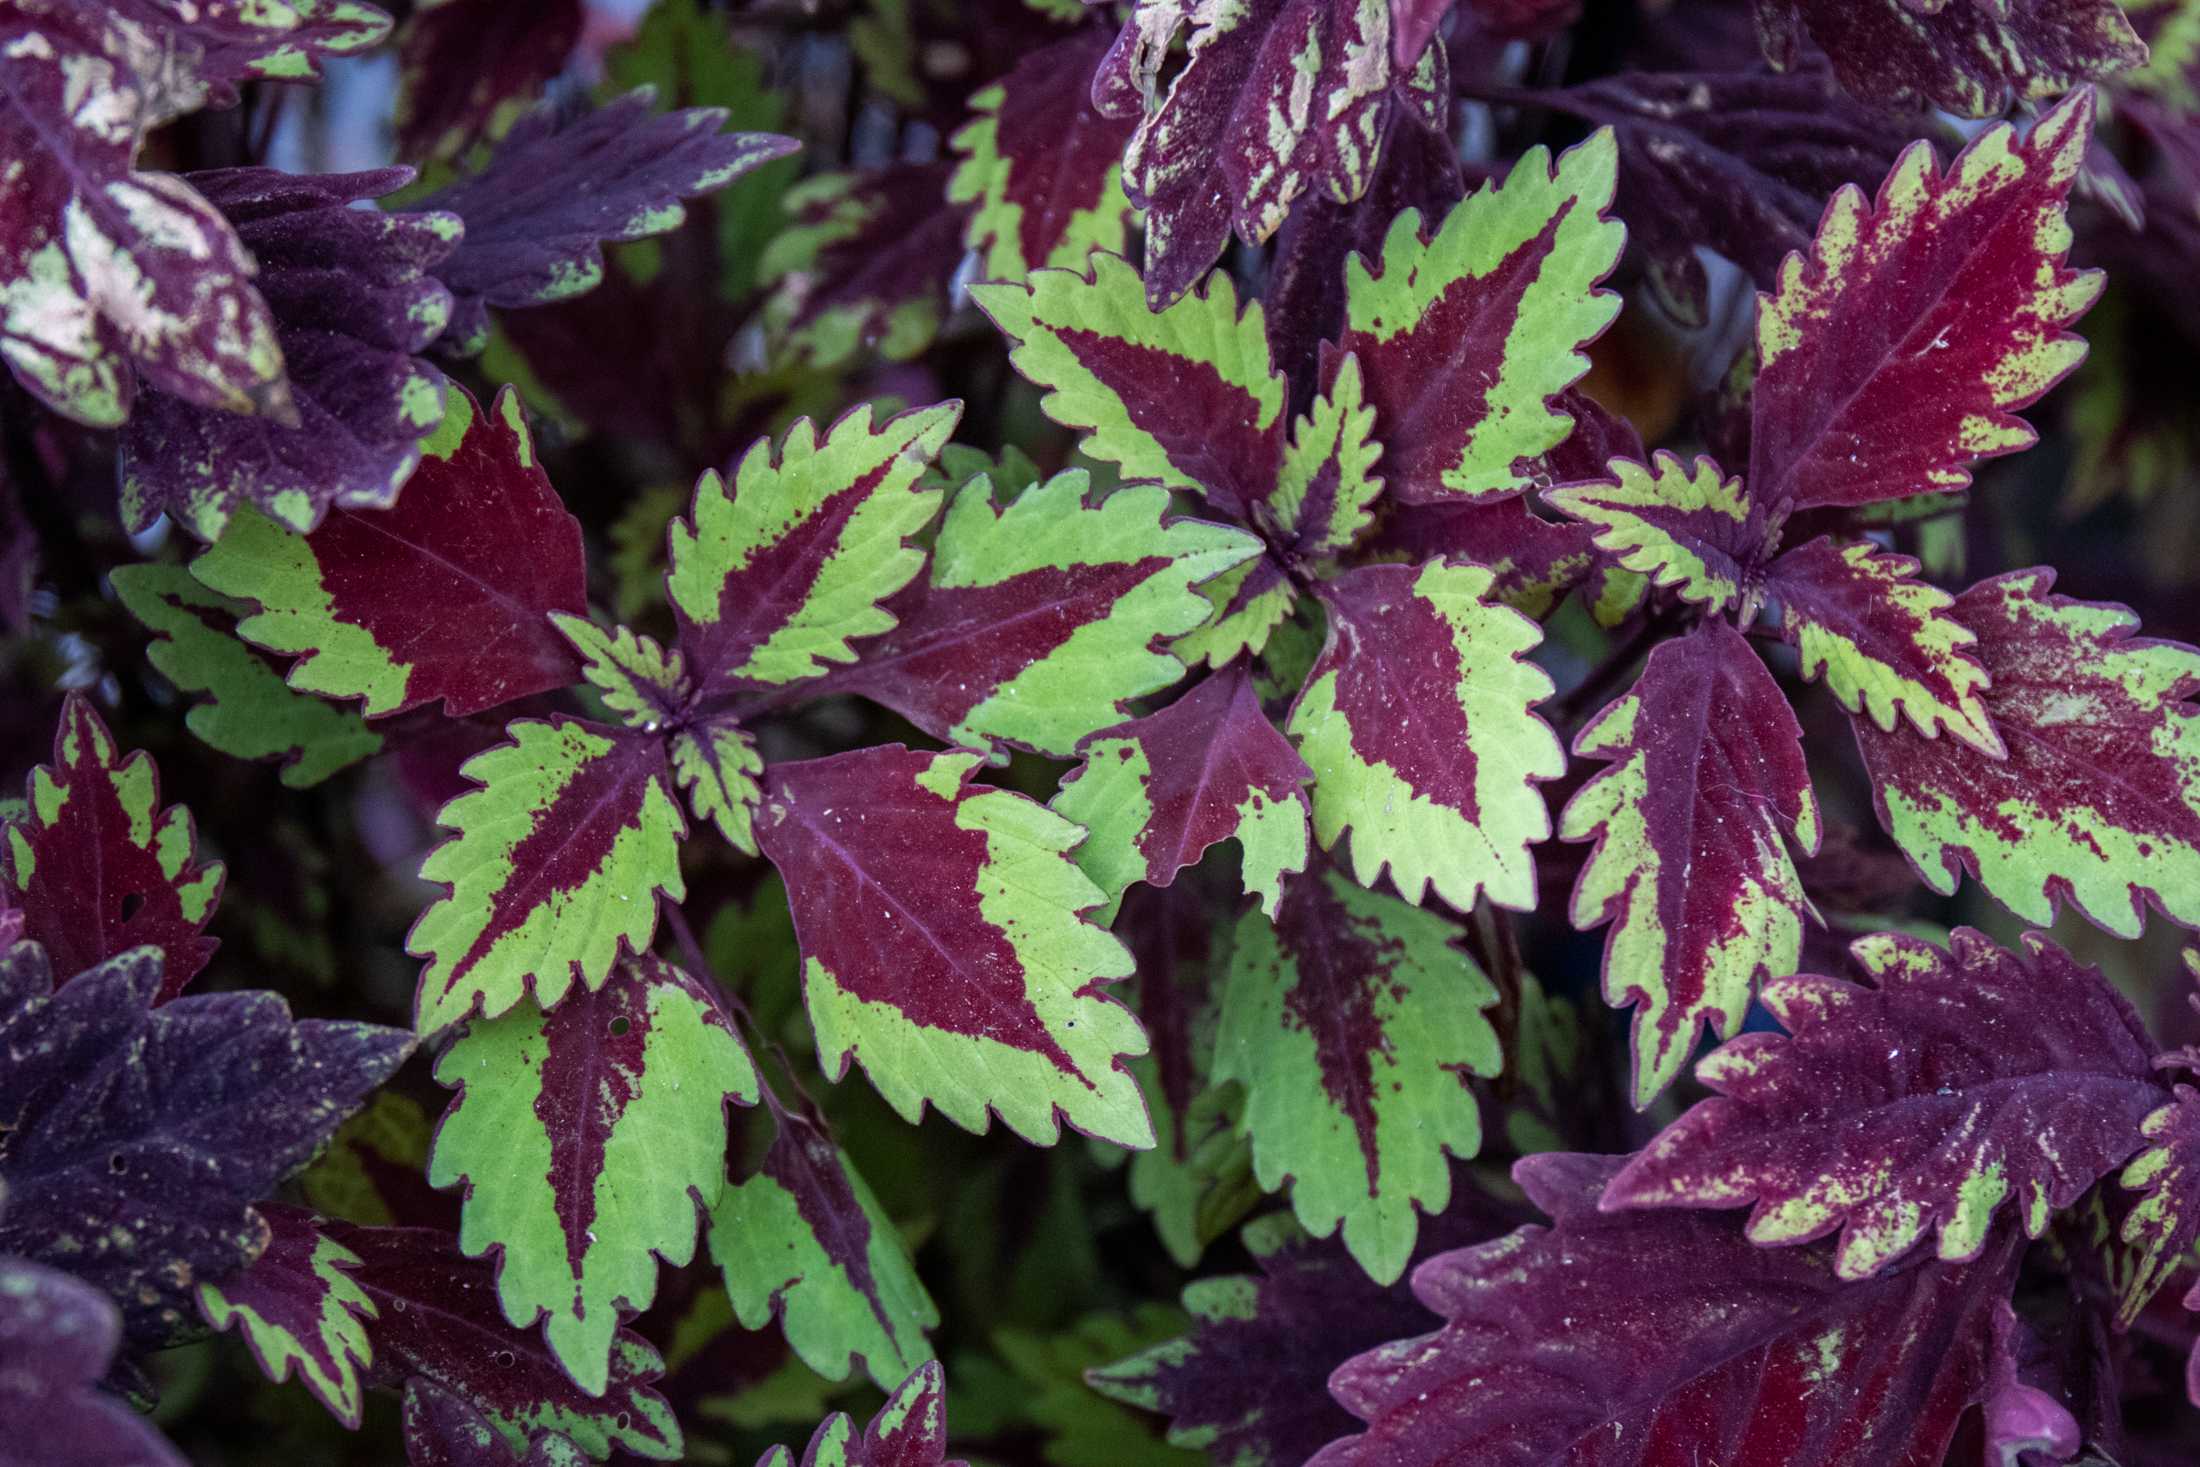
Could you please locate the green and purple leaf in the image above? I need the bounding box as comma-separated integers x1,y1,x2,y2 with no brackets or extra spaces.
0,1259,185,1467
1767,535,2002,754
419,89,797,354
665,401,959,697
1337,131,1623,505
670,713,764,855
429,953,758,1393
1545,451,1771,612
1287,561,1564,913
971,255,1285,519
0,942,411,1347
1266,352,1386,560
118,167,457,540
3,693,223,998
827,472,1259,757
947,27,1136,280
552,615,688,731
1309,1151,2025,1467
393,0,582,162
1215,865,1499,1283
0,3,288,426
409,718,687,1033
1362,495,1599,622
760,162,968,368
1053,666,1311,922
2116,1083,2200,1327
402,1377,586,1467
710,1093,938,1390
109,0,391,101
1747,90,2101,514
1606,927,2161,1280
1560,619,1823,1107
332,1222,681,1459
1854,568,2200,937
1754,0,2144,116
753,1359,964,1467
754,746,1152,1147
196,1203,377,1428
192,383,588,720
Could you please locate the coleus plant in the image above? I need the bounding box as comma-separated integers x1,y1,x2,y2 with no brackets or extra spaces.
8,0,2200,1463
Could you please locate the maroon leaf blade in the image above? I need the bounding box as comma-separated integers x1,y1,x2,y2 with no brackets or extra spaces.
393,0,583,162
1746,89,2101,514
1606,927,2161,1279
196,1203,377,1428
1559,619,1823,1107
191,383,588,721
3,693,223,998
1309,1151,2024,1467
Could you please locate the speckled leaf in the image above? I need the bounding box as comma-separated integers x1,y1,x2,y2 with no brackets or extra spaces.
827,472,1260,757
402,1377,586,1467
1748,90,2101,514
1606,928,2160,1282
112,0,391,101
191,383,587,720
1054,667,1310,923
1560,619,1822,1108
393,0,582,162
947,28,1136,280
1855,568,2200,937
754,746,1152,1147
409,717,687,1034
1754,0,2144,116
1287,561,1564,913
0,1258,185,1467
971,256,1286,519
753,1359,964,1467
1337,131,1623,505
666,402,959,696
420,89,796,354
1308,1151,2023,1467
0,943,411,1348
3,693,223,998
2115,1084,2200,1326
1215,867,1497,1284
196,1203,376,1427
1091,0,1444,306
332,1222,681,1459
429,953,758,1394
118,167,457,540
1767,535,2001,754
1546,451,1771,611
760,162,967,369
0,2,287,426
710,1094,938,1390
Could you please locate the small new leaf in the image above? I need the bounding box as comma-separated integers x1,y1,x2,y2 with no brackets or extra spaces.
754,1360,965,1467
1545,451,1768,611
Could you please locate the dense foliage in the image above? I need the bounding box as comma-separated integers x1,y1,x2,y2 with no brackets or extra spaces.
12,0,2200,1462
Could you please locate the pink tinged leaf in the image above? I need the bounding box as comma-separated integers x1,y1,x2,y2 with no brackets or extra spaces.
1852,567,2200,937
332,1223,682,1460
1545,450,1775,611
402,1377,586,1467
3,692,223,998
1981,1298,2084,1467
1054,666,1313,921
196,1203,377,1428
1766,534,2002,754
822,472,1259,758
1753,0,2145,117
1215,865,1500,1283
946,28,1138,280
760,161,969,369
0,5,289,427
1337,131,1623,505
1605,927,2161,1280
1287,561,1564,913
1309,1151,2025,1467
428,954,759,1394
1559,619,1823,1108
394,0,583,162
0,1259,186,1467
753,746,1153,1148
0,944,412,1349
1746,89,2102,515
409,718,687,1034
114,166,458,541
2115,1084,2200,1327
192,383,587,720
753,1359,968,1467
420,89,798,353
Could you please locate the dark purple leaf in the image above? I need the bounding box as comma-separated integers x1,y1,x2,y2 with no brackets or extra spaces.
0,943,412,1347
0,1258,185,1467
394,0,583,162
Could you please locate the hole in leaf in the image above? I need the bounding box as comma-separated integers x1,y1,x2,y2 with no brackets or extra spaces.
109,1153,127,1174
609,1016,631,1037
494,1349,515,1369
118,892,143,923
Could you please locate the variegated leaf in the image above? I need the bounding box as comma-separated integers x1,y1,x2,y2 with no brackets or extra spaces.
754,1359,965,1467
1544,451,1771,611
552,615,689,730
197,1203,376,1427
2117,1083,2200,1327
671,712,764,855
1266,351,1385,560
